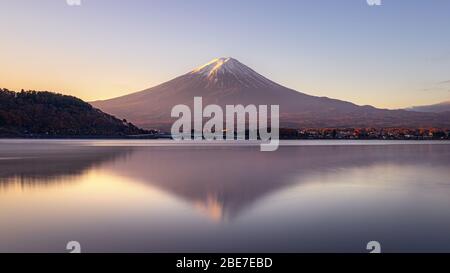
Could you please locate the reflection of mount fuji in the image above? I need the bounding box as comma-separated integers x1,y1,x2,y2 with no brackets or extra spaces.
3,143,449,221
105,144,448,221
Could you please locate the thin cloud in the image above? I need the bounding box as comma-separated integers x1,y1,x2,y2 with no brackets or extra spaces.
420,87,447,92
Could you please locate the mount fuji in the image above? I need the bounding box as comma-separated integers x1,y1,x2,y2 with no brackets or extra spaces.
91,57,450,130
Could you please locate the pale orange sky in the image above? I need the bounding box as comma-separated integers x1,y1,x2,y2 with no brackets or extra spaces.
1,0,449,109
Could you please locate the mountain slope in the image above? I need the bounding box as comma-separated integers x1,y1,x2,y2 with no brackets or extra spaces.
0,89,146,137
407,101,450,113
91,57,450,130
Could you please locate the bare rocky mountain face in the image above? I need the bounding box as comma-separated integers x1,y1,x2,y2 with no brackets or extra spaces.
91,57,450,130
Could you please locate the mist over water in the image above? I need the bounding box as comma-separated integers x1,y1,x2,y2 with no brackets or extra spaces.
1,140,450,253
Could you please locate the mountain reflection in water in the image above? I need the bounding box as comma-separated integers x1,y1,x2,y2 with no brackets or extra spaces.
1,140,450,252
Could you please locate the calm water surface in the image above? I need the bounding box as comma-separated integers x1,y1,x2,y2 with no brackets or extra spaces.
1,140,450,253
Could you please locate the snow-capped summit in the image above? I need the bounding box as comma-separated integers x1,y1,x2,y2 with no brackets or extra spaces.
189,57,279,88
190,57,236,76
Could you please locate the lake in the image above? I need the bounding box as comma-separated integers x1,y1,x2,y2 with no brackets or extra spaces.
1,139,450,253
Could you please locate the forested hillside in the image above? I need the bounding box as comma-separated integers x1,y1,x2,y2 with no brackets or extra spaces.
0,89,148,137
